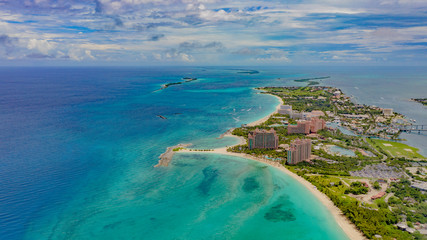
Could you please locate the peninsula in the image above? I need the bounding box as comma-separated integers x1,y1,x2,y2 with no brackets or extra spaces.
159,86,426,240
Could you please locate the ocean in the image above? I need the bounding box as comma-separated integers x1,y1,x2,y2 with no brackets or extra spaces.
0,66,425,240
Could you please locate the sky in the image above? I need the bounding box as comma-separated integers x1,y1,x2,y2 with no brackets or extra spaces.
1,0,427,66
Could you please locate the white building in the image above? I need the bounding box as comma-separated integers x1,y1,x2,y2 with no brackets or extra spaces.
383,108,393,117
279,105,293,115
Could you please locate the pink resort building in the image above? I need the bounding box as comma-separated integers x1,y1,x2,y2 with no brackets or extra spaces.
287,117,326,135
287,120,311,134
248,128,279,150
310,117,326,133
287,139,312,165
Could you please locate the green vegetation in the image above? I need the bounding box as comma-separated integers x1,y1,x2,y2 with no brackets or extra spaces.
370,139,425,159
228,144,286,163
261,86,334,112
163,82,182,88
390,179,426,203
345,181,369,195
375,199,389,209
373,181,381,190
389,180,427,226
292,173,412,240
261,86,327,98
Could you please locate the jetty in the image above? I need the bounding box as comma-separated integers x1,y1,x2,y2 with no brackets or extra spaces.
154,143,192,167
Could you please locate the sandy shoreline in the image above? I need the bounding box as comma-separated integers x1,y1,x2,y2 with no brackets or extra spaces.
246,92,283,127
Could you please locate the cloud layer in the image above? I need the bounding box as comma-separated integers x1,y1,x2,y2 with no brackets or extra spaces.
1,0,427,65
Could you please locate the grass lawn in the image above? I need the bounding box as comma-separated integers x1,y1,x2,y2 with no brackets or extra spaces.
264,87,326,97
370,139,425,159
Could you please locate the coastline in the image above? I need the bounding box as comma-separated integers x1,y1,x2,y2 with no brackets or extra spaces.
246,92,283,127
173,91,365,240
177,148,366,240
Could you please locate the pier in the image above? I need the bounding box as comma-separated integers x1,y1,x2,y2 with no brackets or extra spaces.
398,125,427,134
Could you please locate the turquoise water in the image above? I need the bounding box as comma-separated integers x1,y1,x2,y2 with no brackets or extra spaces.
28,154,348,240
1,66,426,239
327,122,359,137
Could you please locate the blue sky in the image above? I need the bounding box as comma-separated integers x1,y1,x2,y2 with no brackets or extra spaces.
1,0,427,65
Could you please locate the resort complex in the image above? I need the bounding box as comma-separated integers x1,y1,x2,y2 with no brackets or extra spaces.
221,86,427,240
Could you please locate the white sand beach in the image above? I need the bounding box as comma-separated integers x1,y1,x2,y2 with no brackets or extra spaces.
246,93,283,127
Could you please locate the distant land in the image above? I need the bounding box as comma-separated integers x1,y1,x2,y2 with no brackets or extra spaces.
412,98,427,106
234,69,260,74
293,76,330,86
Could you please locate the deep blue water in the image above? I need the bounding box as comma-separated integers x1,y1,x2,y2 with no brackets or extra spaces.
0,66,426,240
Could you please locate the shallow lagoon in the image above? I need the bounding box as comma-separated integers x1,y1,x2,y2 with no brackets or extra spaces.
328,145,357,157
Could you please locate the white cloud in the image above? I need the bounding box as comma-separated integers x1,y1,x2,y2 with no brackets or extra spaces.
256,49,290,62
68,48,84,61
85,50,96,59
77,43,126,51
27,39,56,54
1,0,427,64
180,53,193,61
67,47,97,61
199,9,240,21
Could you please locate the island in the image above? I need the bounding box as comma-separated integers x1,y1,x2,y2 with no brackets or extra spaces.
155,77,199,91
236,69,260,74
182,77,198,81
293,76,330,86
159,86,427,240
